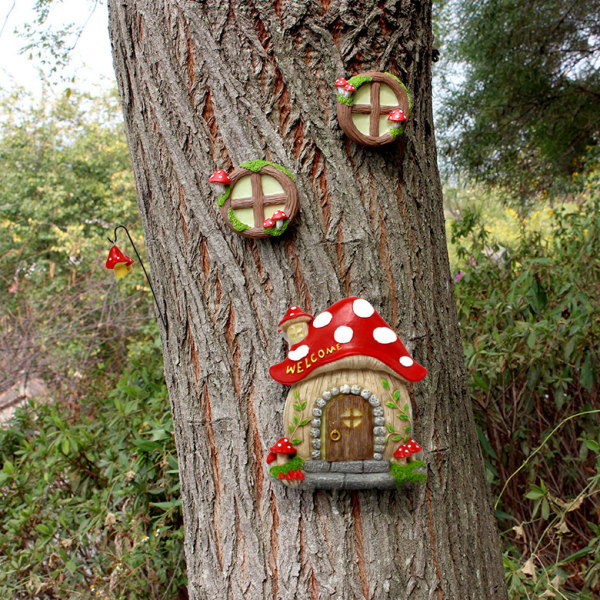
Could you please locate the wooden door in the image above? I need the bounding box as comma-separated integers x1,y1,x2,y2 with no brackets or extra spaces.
325,395,374,461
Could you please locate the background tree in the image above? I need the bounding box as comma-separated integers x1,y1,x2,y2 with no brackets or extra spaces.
437,0,600,196
106,1,508,598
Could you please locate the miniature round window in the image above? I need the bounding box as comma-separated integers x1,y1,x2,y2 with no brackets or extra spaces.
218,161,299,239
336,72,411,147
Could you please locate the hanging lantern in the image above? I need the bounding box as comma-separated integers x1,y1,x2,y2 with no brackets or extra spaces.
105,245,134,278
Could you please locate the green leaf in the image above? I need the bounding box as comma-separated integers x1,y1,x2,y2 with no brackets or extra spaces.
293,403,301,411
405,426,412,433
61,437,70,455
299,418,311,427
293,389,299,398
393,390,400,400
525,490,544,500
299,401,306,410
386,423,395,433
381,379,389,389
150,499,182,510
583,439,600,453
289,424,294,434
392,435,404,442
399,414,409,420
386,401,397,409
293,415,299,425
291,438,302,445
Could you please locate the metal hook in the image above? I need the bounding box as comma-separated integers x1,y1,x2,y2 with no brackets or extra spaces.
107,225,167,329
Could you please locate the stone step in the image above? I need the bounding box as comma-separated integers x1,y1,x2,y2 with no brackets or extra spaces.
304,460,390,474
303,471,397,490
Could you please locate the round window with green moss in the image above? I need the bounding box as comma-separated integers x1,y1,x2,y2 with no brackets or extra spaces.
336,72,412,147
214,161,299,239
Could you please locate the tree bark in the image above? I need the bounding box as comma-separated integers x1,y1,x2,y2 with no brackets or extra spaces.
108,1,508,598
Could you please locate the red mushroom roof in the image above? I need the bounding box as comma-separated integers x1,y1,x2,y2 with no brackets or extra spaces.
335,77,348,88
277,306,314,332
270,297,426,385
344,83,356,92
272,210,287,220
269,437,296,455
209,169,231,184
105,246,134,270
388,109,408,122
263,218,275,228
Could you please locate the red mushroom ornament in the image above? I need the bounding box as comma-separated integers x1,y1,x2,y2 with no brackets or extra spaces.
335,77,349,96
105,246,134,279
393,438,423,460
263,218,275,230
208,169,231,195
266,437,296,465
343,82,356,97
271,209,288,229
388,109,408,130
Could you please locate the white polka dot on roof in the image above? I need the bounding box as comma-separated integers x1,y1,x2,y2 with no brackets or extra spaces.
399,356,414,367
313,311,333,328
334,326,353,343
373,327,397,344
352,298,374,318
288,345,309,361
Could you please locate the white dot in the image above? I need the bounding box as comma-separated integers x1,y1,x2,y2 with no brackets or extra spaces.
352,298,374,318
399,356,414,367
288,345,310,361
334,326,353,344
313,311,333,328
373,327,397,344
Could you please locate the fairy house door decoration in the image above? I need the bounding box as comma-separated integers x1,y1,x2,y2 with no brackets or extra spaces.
268,297,427,490
335,72,411,147
211,160,299,239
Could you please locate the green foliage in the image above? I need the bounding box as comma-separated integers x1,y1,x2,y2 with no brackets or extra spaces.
217,185,230,208
450,164,600,596
438,0,600,195
390,461,427,486
0,341,186,599
263,220,289,236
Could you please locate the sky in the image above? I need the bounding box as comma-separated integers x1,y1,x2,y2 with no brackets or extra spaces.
0,0,115,95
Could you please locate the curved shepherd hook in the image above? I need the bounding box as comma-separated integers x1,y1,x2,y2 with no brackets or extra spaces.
107,225,167,329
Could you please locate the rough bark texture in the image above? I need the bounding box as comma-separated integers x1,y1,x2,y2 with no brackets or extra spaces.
107,1,508,598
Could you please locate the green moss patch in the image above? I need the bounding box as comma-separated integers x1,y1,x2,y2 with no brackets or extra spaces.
269,456,304,479
239,160,295,182
390,460,427,487
217,185,231,208
263,220,289,237
389,125,406,138
384,72,413,117
337,94,353,106
227,208,250,232
348,75,372,89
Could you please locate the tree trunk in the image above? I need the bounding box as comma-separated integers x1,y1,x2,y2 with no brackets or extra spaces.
108,1,508,598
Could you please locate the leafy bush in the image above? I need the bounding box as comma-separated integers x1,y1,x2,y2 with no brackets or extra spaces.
449,164,600,597
0,336,186,600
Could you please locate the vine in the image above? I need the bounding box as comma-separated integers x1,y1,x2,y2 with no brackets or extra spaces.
381,379,412,445
288,388,311,445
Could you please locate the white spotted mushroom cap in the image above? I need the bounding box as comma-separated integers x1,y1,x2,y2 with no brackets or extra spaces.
269,437,296,455
269,297,426,385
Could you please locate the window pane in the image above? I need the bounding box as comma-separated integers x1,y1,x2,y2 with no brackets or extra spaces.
353,83,371,105
264,204,286,219
261,175,285,195
231,175,253,199
379,83,397,106
379,115,392,136
232,207,255,227
352,113,371,135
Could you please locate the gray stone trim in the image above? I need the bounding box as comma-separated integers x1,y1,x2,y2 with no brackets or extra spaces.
309,384,385,461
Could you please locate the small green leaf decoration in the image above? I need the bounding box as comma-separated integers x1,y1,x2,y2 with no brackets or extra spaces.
381,379,390,389
293,415,299,425
299,418,311,427
405,426,412,433
386,401,397,409
403,403,408,412
289,424,294,434
291,438,302,445
386,423,395,433
300,401,306,410
399,414,409,421
392,435,404,442
293,403,301,411
293,389,299,398
393,390,400,400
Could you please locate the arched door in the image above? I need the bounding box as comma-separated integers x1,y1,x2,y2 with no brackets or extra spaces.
325,395,374,461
